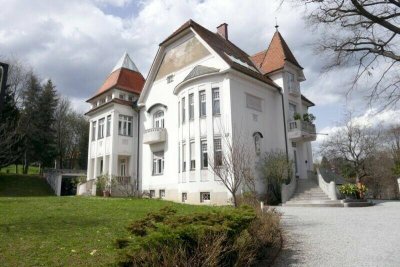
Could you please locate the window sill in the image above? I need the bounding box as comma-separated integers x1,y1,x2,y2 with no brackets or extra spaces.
213,113,221,117
152,173,164,176
199,116,207,119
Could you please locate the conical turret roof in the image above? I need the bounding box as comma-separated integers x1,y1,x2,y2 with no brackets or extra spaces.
87,52,145,102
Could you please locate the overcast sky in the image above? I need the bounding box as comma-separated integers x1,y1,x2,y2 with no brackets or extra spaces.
1,0,399,150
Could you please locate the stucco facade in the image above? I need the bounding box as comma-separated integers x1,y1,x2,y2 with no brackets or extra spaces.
84,20,316,205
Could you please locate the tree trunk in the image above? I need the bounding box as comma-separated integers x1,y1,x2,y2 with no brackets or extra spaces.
232,193,238,208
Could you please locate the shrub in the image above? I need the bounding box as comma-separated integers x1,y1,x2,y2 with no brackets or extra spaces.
116,206,281,267
338,183,357,198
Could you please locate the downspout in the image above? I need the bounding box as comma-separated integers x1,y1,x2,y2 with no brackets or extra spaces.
135,104,141,192
279,89,289,162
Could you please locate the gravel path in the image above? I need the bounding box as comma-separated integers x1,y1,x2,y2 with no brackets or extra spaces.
273,201,400,267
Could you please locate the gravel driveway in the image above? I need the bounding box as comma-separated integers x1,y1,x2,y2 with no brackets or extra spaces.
273,201,400,267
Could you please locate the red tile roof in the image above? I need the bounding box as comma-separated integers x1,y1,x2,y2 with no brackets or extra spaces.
87,68,145,102
160,20,280,90
251,31,302,74
85,98,133,115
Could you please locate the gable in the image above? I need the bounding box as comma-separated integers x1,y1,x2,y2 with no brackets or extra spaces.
154,36,211,81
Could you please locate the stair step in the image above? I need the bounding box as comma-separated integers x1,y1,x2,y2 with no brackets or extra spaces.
283,202,343,207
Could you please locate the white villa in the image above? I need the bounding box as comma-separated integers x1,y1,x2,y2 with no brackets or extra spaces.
85,20,316,205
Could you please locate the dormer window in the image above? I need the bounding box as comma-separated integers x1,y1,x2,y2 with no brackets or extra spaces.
119,93,125,100
153,110,165,128
167,74,174,83
100,98,105,104
128,95,134,101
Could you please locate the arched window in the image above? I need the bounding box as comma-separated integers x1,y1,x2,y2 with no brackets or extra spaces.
253,132,263,155
153,110,164,128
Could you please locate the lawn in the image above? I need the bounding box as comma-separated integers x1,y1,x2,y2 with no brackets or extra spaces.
0,175,221,266
0,164,40,175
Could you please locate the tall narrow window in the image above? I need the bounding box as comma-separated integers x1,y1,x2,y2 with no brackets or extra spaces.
212,88,220,115
199,91,206,117
182,143,186,172
288,72,295,91
92,121,96,141
152,151,164,175
98,118,105,139
201,140,208,169
190,141,195,170
106,115,111,137
178,101,180,126
182,97,186,123
120,159,126,176
153,111,164,128
118,115,132,136
189,93,194,120
214,138,222,166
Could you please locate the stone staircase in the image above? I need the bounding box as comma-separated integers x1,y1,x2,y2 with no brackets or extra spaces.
283,179,343,207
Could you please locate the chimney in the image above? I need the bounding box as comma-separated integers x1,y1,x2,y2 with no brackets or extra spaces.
217,23,228,40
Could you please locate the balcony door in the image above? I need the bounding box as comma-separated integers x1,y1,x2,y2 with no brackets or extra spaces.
153,111,164,128
119,159,126,176
289,103,297,121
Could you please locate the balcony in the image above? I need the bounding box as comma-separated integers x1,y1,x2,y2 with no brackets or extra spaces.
143,128,167,144
288,86,300,96
288,120,316,142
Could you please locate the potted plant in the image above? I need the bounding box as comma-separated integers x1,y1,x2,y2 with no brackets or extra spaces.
303,113,316,123
293,112,302,121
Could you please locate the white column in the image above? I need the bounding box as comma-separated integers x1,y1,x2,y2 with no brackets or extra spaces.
93,157,98,179
87,120,93,179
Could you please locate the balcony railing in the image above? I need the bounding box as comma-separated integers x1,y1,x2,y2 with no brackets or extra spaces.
115,176,130,185
288,120,316,141
288,86,300,96
143,127,167,144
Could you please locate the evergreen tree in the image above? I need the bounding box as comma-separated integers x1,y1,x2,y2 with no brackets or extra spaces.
36,79,58,167
20,72,42,174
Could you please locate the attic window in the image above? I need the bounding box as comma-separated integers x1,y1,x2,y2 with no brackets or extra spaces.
100,98,105,104
119,94,125,100
167,74,174,84
128,95,134,101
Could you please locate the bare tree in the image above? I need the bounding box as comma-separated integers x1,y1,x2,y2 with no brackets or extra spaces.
258,150,293,204
208,129,256,207
295,0,400,108
320,114,380,183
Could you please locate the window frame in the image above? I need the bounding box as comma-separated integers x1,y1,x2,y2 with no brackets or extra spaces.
152,151,164,176
150,190,155,198
214,138,222,167
212,88,220,115
189,93,194,120
98,118,105,139
199,90,206,117
153,110,165,128
118,115,133,136
92,121,97,141
182,192,187,203
159,189,165,199
201,140,208,169
182,142,186,172
190,140,195,170
181,97,186,124
106,115,111,137
200,192,211,203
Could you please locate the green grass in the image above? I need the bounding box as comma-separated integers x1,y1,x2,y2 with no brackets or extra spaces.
0,174,54,197
0,164,40,175
0,175,221,266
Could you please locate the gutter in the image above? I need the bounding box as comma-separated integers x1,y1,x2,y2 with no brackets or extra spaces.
133,101,141,192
